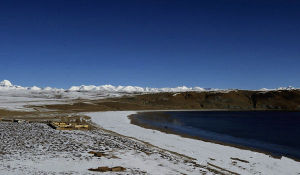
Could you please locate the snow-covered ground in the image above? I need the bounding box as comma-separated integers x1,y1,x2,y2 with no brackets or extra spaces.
0,122,208,175
0,80,136,111
87,111,300,175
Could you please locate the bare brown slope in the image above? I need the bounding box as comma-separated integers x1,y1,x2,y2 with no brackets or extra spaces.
0,109,33,117
39,90,300,112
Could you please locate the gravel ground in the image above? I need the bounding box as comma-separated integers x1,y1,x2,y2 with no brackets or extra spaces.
0,122,209,175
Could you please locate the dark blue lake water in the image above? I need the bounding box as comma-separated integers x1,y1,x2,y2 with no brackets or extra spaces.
133,111,300,160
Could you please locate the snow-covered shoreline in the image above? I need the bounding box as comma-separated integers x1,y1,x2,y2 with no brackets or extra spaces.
87,111,300,175
0,119,207,175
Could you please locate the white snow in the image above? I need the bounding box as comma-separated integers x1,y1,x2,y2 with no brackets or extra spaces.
259,86,297,91
0,80,13,86
277,86,296,90
259,88,270,91
1,79,298,95
68,84,209,93
0,122,209,175
0,79,215,93
87,111,300,175
29,86,42,91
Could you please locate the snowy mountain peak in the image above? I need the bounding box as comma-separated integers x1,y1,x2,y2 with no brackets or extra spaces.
0,80,52,91
0,80,298,93
277,86,295,90
67,84,209,93
29,86,42,91
259,86,296,91
0,80,13,87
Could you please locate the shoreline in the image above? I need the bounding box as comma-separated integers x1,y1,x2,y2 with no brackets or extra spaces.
129,111,300,162
87,111,300,175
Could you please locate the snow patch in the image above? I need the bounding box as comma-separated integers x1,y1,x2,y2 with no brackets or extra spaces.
0,80,13,87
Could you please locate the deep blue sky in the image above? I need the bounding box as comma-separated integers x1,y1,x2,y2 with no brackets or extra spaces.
0,0,299,89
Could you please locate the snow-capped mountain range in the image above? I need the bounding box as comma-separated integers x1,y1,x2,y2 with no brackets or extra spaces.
0,80,63,91
0,80,297,93
0,80,213,93
68,85,210,93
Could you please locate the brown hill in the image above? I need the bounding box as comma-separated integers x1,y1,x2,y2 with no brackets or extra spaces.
41,90,300,112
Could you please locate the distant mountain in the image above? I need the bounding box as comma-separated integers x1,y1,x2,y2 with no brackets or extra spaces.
0,80,297,93
68,85,210,93
0,80,212,93
0,80,13,87
0,80,62,91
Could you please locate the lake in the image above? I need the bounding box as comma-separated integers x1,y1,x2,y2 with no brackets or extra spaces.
130,111,300,160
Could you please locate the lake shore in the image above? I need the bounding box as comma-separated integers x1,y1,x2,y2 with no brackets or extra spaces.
129,111,300,161
87,111,300,175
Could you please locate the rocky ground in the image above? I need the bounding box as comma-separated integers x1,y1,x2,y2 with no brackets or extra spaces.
0,122,210,175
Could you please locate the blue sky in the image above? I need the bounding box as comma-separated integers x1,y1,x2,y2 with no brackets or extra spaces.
0,0,299,89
